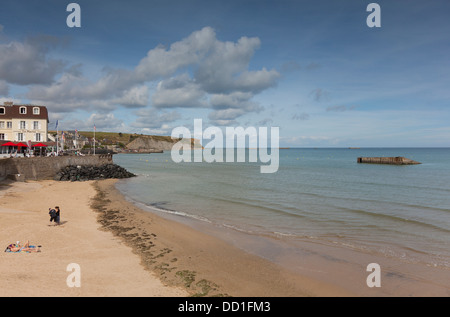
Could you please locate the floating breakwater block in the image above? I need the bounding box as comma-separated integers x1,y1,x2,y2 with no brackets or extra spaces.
357,157,421,165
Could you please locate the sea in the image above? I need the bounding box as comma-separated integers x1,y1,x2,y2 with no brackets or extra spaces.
113,148,450,296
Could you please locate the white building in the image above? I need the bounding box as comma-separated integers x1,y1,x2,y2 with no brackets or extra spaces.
0,102,49,142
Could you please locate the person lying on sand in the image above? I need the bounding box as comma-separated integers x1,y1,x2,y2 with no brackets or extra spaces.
5,241,41,253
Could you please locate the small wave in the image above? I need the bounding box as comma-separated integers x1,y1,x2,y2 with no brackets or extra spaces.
273,231,298,238
122,195,212,224
221,223,256,234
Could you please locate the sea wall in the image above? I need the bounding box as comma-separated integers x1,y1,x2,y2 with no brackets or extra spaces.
0,154,113,181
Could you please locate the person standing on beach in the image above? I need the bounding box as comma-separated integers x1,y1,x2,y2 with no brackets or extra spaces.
49,208,57,224
54,206,61,225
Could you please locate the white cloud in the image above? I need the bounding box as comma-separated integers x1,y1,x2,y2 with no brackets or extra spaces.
0,97,21,104
87,113,125,131
152,74,207,108
210,92,256,110
208,108,246,121
194,35,279,94
27,73,89,106
13,26,279,131
0,37,65,85
233,68,280,93
135,27,216,82
131,108,181,129
114,85,149,108
208,91,263,124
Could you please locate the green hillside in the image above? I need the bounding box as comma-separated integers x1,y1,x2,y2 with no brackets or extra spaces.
49,131,177,145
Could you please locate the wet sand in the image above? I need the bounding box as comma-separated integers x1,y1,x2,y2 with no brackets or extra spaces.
91,179,356,296
106,178,450,297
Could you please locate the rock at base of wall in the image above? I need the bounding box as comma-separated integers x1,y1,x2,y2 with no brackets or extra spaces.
54,164,135,181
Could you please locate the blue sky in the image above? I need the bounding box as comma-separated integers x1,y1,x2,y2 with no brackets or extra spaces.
0,0,449,147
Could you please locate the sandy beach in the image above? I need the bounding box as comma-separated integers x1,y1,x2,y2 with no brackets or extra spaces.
0,179,352,297
0,179,186,297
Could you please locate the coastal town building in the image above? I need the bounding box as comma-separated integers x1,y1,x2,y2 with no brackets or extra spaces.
0,102,49,143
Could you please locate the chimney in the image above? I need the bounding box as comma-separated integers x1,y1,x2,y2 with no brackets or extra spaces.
4,101,13,107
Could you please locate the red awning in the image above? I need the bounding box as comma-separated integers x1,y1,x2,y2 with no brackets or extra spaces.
32,143,48,147
1,142,17,146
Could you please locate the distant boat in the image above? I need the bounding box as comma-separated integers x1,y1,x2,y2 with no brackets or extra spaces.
348,147,360,149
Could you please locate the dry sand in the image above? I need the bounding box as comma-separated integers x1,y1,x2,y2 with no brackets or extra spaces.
0,179,187,297
0,179,352,297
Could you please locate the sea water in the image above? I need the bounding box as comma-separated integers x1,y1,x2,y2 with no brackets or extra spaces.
113,148,450,295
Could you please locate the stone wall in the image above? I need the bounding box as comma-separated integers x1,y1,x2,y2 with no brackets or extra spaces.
0,154,113,181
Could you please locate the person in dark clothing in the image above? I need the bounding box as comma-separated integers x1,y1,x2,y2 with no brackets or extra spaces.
54,206,61,225
49,208,57,223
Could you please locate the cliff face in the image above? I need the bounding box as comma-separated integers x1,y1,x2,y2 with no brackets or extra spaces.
125,136,202,152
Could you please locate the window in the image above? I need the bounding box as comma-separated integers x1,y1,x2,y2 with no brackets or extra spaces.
0,107,4,114
18,133,24,141
35,133,41,142
34,121,39,130
20,107,26,114
6,122,12,129
0,121,4,129
20,121,26,129
0,134,4,140
33,107,40,115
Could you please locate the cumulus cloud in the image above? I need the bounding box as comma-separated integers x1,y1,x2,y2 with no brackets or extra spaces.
88,113,125,130
55,112,125,132
208,91,263,125
135,27,216,82
210,92,258,110
194,35,279,94
27,73,90,108
0,36,65,85
131,108,181,130
152,74,207,108
9,26,279,131
114,85,150,108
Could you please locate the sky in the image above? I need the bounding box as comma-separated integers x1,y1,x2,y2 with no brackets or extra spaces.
0,0,449,147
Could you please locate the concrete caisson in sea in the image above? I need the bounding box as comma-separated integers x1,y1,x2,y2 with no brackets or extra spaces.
357,156,421,165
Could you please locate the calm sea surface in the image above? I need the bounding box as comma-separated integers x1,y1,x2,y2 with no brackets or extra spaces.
113,148,450,294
